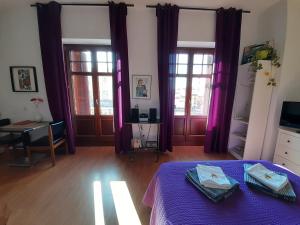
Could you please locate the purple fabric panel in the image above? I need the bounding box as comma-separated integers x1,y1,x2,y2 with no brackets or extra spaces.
36,1,75,153
204,8,242,153
156,4,179,152
109,2,132,153
143,160,300,225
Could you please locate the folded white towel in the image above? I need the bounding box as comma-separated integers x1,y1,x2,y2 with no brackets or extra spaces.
246,163,288,192
196,165,232,190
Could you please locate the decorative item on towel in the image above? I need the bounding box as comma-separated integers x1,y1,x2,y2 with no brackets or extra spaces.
244,164,296,202
245,163,288,192
186,168,239,203
196,165,232,190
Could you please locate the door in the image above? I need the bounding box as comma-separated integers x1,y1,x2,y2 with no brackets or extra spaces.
173,48,214,146
64,45,114,146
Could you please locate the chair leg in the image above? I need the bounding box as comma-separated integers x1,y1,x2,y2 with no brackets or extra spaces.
64,141,68,154
27,147,32,165
9,144,16,161
50,146,56,166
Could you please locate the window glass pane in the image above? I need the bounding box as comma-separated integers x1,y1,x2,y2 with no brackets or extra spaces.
176,64,188,74
202,65,213,74
193,65,202,74
174,77,187,115
70,51,81,61
98,63,108,73
70,62,92,72
98,76,113,115
108,63,113,73
97,51,107,62
81,51,92,61
70,62,81,72
81,62,92,72
191,77,211,116
72,76,94,115
203,54,213,64
107,52,112,62
177,54,188,64
193,54,203,64
70,51,92,62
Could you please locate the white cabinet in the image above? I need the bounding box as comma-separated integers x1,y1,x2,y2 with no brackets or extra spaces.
273,127,300,176
228,60,273,160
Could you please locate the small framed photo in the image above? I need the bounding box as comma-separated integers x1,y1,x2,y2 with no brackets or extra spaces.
132,75,151,100
241,41,273,65
10,66,38,92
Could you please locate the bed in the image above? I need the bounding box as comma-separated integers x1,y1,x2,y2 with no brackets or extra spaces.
143,160,300,225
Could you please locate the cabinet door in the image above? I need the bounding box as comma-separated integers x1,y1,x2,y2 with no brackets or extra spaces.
273,155,300,176
244,61,273,160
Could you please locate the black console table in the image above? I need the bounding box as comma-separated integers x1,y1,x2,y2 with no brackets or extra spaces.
125,120,162,162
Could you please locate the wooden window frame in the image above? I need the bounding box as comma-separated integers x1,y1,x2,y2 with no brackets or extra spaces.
175,47,215,117
64,44,113,118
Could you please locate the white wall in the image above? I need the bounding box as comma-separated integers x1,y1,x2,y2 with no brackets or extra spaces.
257,0,287,160
258,0,300,160
280,0,300,101
0,0,278,141
0,6,52,122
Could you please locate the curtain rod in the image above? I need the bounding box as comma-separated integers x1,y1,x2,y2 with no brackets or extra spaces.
31,3,134,7
146,5,250,13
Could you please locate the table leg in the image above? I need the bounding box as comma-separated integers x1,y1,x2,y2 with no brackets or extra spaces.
155,124,160,162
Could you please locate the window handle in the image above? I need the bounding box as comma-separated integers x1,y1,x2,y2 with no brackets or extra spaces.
95,99,99,105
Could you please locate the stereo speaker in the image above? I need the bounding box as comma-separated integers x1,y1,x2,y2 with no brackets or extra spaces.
130,108,139,122
149,108,157,122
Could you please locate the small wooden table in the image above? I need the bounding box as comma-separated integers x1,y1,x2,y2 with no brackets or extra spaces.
0,121,49,133
125,120,162,162
0,120,49,167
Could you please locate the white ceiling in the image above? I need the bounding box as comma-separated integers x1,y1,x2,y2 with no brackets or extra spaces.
0,0,280,13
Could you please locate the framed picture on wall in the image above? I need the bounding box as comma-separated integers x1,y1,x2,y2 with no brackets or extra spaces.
241,41,273,65
132,75,152,100
10,66,38,92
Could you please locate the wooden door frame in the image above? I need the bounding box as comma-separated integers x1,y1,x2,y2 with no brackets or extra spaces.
173,47,215,146
64,44,114,146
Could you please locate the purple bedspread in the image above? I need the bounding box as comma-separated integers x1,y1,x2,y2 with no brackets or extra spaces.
143,160,300,225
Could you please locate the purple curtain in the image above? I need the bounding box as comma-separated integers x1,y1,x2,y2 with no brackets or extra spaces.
156,4,179,152
109,2,132,153
204,8,242,153
36,1,76,153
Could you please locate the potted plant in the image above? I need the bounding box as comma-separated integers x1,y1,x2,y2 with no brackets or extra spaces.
249,41,281,86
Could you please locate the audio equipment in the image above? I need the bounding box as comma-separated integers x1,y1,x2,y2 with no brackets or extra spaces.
130,108,139,122
139,113,149,122
149,108,157,122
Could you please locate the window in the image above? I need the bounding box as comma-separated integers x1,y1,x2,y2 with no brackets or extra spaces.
72,75,94,115
96,50,113,115
174,48,214,116
98,76,113,115
97,51,113,73
66,46,113,116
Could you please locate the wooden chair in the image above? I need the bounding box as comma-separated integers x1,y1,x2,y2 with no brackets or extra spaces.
0,119,23,155
27,121,67,166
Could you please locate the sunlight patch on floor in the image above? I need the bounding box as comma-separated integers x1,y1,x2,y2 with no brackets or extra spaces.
93,181,105,225
110,181,142,225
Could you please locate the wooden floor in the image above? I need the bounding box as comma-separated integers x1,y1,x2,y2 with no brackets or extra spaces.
0,146,234,225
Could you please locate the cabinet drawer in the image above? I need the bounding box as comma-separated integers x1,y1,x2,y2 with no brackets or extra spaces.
278,132,300,150
275,144,300,165
273,155,300,176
